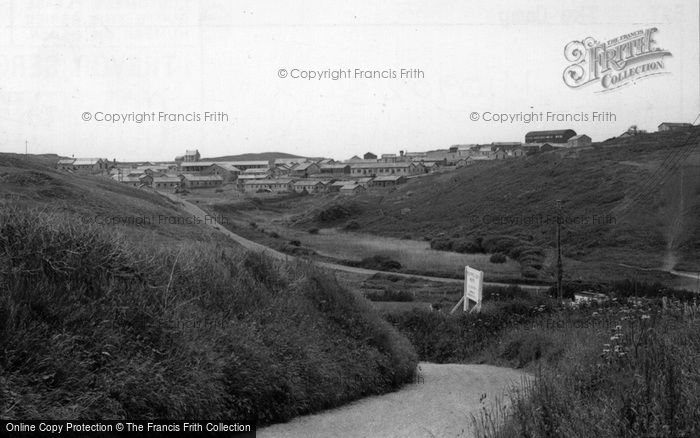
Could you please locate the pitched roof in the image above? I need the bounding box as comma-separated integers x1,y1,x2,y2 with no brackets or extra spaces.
57,158,75,165
73,158,102,166
349,162,413,169
525,129,576,136
243,168,270,174
181,174,223,182
373,175,405,182
292,162,318,171
568,134,590,141
180,161,215,167
243,178,294,185
152,176,181,183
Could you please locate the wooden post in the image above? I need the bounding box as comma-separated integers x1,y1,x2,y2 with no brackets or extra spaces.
556,199,563,302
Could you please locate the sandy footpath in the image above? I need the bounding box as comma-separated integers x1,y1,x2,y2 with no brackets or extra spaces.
257,363,528,438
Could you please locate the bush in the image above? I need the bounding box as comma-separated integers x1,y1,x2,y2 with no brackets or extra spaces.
346,255,402,271
269,232,280,238
308,228,319,234
490,253,507,263
249,221,257,229
289,239,301,247
344,220,361,231
365,289,414,302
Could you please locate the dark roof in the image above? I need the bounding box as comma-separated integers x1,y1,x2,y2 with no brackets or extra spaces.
525,130,576,136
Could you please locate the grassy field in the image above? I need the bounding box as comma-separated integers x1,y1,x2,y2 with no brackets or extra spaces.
0,155,418,424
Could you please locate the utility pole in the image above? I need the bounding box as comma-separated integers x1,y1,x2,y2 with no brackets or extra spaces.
555,199,563,302
25,140,28,158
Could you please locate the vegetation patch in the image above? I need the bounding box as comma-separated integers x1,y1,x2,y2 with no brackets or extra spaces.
0,208,417,424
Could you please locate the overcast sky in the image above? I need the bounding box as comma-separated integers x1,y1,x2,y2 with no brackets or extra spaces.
0,0,698,161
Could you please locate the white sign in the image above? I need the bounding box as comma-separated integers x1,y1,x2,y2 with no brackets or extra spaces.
464,266,483,312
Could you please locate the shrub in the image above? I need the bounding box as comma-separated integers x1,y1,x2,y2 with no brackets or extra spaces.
289,239,301,247
249,221,257,229
269,232,280,238
344,220,361,231
490,253,507,263
365,289,414,302
308,228,319,234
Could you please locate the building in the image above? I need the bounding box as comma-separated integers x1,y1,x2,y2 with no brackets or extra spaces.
349,162,421,177
290,162,321,178
203,163,241,182
56,158,76,170
506,147,526,158
329,181,353,192
340,184,366,195
152,176,180,191
227,161,270,171
371,175,406,187
292,179,326,193
522,142,554,154
114,175,143,188
73,158,109,172
184,150,201,162
567,134,592,148
380,154,397,163
465,155,492,165
242,167,272,178
658,122,693,132
243,178,295,193
494,149,507,160
319,164,351,175
363,152,377,160
179,174,223,189
179,161,215,173
525,129,577,144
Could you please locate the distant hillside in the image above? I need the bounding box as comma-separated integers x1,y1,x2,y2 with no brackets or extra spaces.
302,127,700,284
204,152,303,161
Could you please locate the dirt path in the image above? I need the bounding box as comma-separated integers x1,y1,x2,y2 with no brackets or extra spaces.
161,192,549,292
257,363,527,438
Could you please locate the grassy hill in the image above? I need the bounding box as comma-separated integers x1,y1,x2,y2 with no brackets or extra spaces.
203,152,304,161
299,127,700,284
0,154,417,423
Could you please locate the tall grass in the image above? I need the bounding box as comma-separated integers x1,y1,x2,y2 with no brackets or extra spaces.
0,208,417,423
472,299,700,438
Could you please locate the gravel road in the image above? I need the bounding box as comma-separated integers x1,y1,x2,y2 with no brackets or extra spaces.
258,363,528,438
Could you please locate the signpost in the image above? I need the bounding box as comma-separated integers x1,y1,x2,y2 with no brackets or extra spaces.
450,266,483,313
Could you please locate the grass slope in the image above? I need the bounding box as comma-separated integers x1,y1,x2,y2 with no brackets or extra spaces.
305,127,700,281
0,156,417,424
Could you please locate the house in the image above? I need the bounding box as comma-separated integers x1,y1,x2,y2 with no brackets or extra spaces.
179,161,215,173
506,147,526,158
477,146,495,157
56,158,76,170
363,152,377,160
227,161,270,171
73,158,108,172
658,122,693,132
494,149,507,160
242,167,272,178
340,184,366,195
179,174,223,189
422,161,438,172
138,174,154,186
329,181,353,192
115,175,144,188
290,162,321,178
319,164,351,175
454,158,468,168
184,150,200,162
152,176,180,191
349,162,422,177
292,179,326,193
567,134,592,148
243,178,295,193
371,175,406,187
380,154,397,163
203,163,241,182
525,129,577,144
522,143,554,154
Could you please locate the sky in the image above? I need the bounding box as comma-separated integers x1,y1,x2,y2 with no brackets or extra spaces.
0,0,698,162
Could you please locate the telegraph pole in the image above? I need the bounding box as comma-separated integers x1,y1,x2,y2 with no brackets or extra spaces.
555,199,563,302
